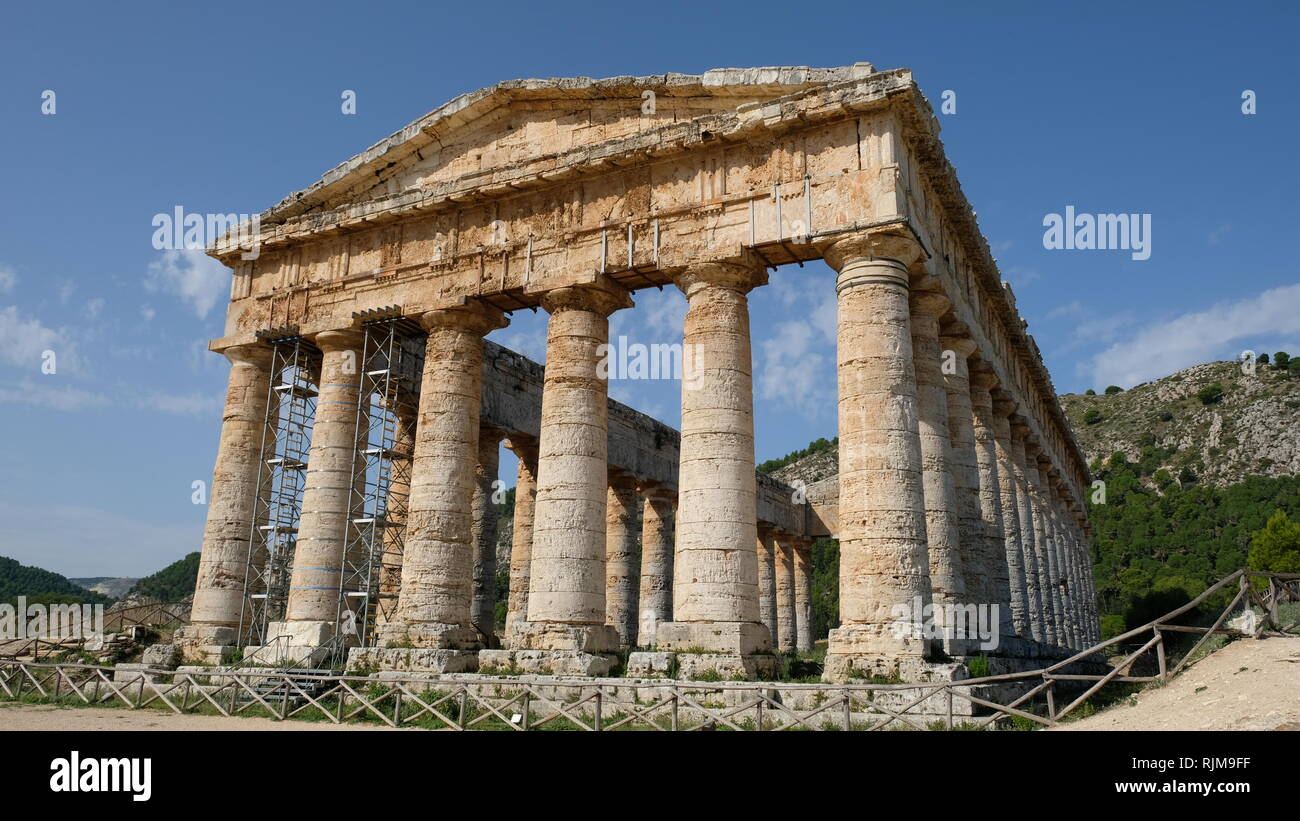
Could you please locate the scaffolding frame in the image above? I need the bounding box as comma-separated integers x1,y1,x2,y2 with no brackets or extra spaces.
238,335,321,647
332,315,426,653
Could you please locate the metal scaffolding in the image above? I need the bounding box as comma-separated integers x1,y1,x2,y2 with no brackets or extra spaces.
333,314,426,651
238,334,321,647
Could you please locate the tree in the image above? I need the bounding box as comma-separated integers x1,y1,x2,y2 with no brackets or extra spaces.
1104,385,1124,395
1248,510,1300,573
1083,408,1103,425
1196,383,1225,405
1178,466,1198,486
1084,389,1096,396
1274,351,1290,369
1258,353,1270,365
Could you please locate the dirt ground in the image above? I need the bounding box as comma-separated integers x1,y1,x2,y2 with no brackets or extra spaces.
1054,634,1300,731
0,701,407,731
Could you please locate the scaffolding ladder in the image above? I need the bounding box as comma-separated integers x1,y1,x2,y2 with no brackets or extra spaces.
238,335,321,647
332,315,425,656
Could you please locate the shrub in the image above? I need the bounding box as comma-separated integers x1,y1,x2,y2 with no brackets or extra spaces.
1104,385,1123,395
1085,389,1096,396
1196,383,1225,405
1083,408,1104,425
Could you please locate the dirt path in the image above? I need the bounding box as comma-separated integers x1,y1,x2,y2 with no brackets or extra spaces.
0,702,408,731
1054,635,1300,731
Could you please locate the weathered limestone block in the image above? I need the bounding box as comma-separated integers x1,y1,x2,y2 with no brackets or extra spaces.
141,644,181,669
347,646,479,674
673,652,782,682
185,344,274,642
818,230,933,671
659,261,767,657
605,474,640,648
637,489,674,647
625,651,675,678
470,427,504,646
385,302,505,650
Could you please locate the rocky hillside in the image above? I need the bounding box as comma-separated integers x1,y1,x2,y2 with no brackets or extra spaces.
69,576,138,598
1061,359,1300,487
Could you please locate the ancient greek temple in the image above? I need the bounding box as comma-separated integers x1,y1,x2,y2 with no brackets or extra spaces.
177,63,1100,683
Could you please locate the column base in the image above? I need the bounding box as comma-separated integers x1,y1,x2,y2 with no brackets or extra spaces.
242,620,344,668
822,653,967,684
626,650,783,681
374,621,483,651
654,621,772,655
478,648,618,677
510,622,620,654
172,624,238,665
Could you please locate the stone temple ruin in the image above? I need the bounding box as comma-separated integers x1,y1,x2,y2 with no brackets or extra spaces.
176,63,1100,685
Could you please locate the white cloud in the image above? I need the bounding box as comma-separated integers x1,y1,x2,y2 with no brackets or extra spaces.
0,305,77,372
0,265,17,293
83,297,105,319
144,248,229,319
141,305,156,322
758,319,835,419
1087,283,1300,388
0,379,108,411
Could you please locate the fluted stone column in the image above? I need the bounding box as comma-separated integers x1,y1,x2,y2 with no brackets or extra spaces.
818,231,933,679
470,427,504,646
774,535,796,653
374,398,416,630
1041,466,1070,648
283,330,364,642
503,438,538,647
183,343,275,655
520,281,630,656
1020,436,1057,647
990,392,1032,641
656,260,769,659
637,488,674,647
968,368,1017,645
385,303,505,651
605,473,640,649
1007,418,1045,643
939,334,985,606
756,526,778,646
910,287,965,652
794,541,814,654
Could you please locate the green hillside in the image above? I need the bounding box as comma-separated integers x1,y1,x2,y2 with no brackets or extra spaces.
0,556,114,608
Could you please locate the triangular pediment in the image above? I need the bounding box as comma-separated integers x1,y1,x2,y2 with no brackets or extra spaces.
265,64,878,223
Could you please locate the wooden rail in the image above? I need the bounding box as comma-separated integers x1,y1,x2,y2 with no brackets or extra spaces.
0,572,1294,731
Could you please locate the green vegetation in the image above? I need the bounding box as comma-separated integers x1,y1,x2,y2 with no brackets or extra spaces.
757,437,837,474
1195,382,1225,405
1082,408,1103,425
127,551,200,601
1089,451,1300,635
0,556,113,608
1104,385,1124,395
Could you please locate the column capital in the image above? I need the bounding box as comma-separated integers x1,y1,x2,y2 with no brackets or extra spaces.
222,342,273,369
539,278,633,317
309,328,365,353
909,287,951,320
607,469,639,491
672,259,767,297
817,228,925,273
969,366,1000,393
939,333,978,359
992,390,1019,419
419,300,507,336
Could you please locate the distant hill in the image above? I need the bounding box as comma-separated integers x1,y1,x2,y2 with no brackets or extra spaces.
125,552,200,602
69,576,139,598
0,556,114,607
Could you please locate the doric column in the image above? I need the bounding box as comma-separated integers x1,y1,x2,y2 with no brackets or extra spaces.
636,487,674,648
285,329,364,628
520,281,630,654
990,391,1031,640
793,541,814,654
756,526,778,646
656,260,768,657
1040,464,1070,648
374,397,416,631
186,343,274,646
1065,512,1086,649
1007,417,1045,643
910,286,965,651
502,438,537,647
774,534,796,653
1020,435,1057,647
386,302,505,649
605,473,641,649
817,230,932,677
968,367,1016,644
470,426,504,646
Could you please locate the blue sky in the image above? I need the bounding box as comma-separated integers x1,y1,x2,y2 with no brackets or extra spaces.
1,1,1297,576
